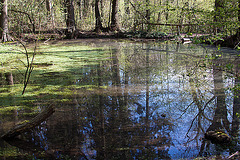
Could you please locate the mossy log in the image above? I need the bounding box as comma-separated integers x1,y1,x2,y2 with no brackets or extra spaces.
1,105,55,140
204,130,232,144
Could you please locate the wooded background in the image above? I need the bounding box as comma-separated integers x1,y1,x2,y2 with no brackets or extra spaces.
0,0,239,41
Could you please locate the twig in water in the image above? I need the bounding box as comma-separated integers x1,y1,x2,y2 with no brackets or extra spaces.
227,151,239,159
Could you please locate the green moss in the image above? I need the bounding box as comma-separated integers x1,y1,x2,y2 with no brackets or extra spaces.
0,147,22,157
0,106,19,113
17,120,30,125
0,41,111,117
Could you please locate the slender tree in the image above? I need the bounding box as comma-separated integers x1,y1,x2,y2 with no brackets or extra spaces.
95,0,103,32
231,59,240,137
237,0,240,35
46,0,55,29
110,0,120,31
0,0,11,42
214,0,224,34
146,0,150,31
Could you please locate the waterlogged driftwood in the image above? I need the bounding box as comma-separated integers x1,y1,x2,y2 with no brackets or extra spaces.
1,105,55,140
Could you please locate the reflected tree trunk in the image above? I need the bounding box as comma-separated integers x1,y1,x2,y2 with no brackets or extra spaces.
189,77,204,134
96,62,106,159
145,45,150,125
199,54,230,156
145,44,150,151
108,48,121,158
207,53,229,132
231,59,240,137
111,48,120,122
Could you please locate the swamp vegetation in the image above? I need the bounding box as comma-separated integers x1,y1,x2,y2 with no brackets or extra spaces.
0,39,239,159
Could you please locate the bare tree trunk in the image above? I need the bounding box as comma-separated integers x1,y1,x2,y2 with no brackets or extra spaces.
5,72,13,85
95,0,103,32
214,0,224,34
237,0,240,36
77,0,82,21
46,0,55,29
0,0,11,42
110,0,120,31
65,0,76,38
146,0,150,31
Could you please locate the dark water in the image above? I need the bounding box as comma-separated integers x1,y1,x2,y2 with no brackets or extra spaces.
0,39,240,159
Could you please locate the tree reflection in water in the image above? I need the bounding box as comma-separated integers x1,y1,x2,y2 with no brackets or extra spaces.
0,40,239,159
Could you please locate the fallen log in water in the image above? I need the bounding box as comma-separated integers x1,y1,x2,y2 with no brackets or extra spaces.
204,130,232,144
1,105,55,140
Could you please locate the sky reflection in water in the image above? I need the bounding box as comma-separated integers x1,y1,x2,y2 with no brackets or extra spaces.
0,40,239,159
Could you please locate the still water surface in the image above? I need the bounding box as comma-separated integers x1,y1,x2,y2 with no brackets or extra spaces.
0,39,240,159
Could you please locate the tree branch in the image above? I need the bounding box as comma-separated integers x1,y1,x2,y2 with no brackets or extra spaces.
1,105,55,140
9,9,35,33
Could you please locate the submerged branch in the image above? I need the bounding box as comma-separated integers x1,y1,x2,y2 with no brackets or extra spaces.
9,9,35,33
1,105,55,140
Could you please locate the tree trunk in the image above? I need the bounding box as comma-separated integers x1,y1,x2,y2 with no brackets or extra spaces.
95,0,103,32
146,0,150,31
238,0,240,23
214,0,224,34
237,0,240,36
5,72,13,85
217,0,240,47
206,53,229,132
65,0,76,38
1,105,55,140
46,0,55,29
0,0,11,42
231,59,240,137
110,0,120,31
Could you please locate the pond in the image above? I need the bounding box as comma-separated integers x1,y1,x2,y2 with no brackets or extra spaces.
0,39,240,159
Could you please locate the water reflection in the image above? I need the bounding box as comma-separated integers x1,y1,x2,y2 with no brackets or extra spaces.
0,40,240,159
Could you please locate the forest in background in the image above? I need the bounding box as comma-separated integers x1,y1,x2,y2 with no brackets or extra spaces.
0,0,239,89
0,0,239,46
